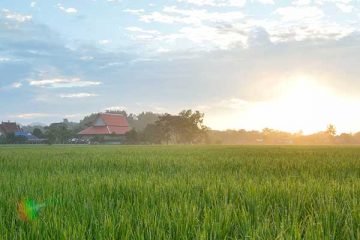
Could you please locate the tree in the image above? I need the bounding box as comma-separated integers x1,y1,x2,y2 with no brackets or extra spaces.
326,124,337,137
45,123,74,144
124,129,139,144
153,110,208,144
2,133,26,144
32,128,44,138
127,112,160,131
105,109,128,118
78,113,98,130
142,123,167,144
337,133,354,144
354,132,360,144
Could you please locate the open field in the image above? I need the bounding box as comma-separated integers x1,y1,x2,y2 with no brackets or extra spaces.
1,145,360,239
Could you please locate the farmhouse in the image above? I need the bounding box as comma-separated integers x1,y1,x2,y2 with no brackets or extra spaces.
78,113,130,143
0,121,45,143
0,121,21,136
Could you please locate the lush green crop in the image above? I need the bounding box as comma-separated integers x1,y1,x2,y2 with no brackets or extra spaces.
0,145,360,239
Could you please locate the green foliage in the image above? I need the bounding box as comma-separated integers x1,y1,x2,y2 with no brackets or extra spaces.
45,123,75,144
91,135,104,143
121,109,208,145
77,114,99,131
0,135,5,144
0,133,27,144
127,112,160,131
142,123,165,144
124,129,139,144
209,125,360,145
0,145,360,239
327,124,337,136
32,128,44,139
152,110,208,144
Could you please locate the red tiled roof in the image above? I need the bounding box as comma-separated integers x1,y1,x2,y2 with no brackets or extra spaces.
0,122,21,134
78,113,130,135
79,126,129,135
100,113,128,126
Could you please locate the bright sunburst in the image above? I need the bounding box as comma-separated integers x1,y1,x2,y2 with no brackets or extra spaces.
207,75,360,134
272,76,335,133
249,75,360,134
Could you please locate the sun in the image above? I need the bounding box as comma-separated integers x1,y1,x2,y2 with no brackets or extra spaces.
207,75,360,134
260,76,337,134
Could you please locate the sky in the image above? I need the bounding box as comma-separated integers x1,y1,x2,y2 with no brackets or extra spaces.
0,0,360,134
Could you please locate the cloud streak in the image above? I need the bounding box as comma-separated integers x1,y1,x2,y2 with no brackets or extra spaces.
57,4,77,14
28,78,102,88
10,113,55,119
59,93,99,98
1,9,32,22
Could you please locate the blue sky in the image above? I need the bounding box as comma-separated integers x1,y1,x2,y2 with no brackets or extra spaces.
1,0,360,133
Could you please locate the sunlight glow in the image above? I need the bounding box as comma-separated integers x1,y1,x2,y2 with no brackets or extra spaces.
205,75,360,134
271,76,335,134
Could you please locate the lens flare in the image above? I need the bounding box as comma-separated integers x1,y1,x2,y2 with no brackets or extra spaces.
17,199,45,222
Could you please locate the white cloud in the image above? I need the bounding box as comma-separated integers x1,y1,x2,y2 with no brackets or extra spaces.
164,6,244,23
314,0,354,13
2,9,32,22
80,56,94,61
0,57,11,62
125,6,248,49
123,9,145,15
157,47,171,53
136,6,245,26
99,61,126,69
57,4,77,14
28,78,102,88
11,113,54,119
292,0,311,6
30,2,37,8
125,26,162,41
177,25,248,49
335,3,354,12
104,106,127,111
254,0,274,4
274,6,324,21
227,0,247,7
59,93,98,98
98,39,112,45
267,3,354,42
126,2,354,51
126,24,248,49
11,82,22,88
177,0,216,6
218,98,249,110
64,113,86,119
264,20,353,42
125,26,160,35
0,81,23,91
177,0,247,7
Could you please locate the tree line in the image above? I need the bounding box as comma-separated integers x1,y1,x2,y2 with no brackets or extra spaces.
3,110,208,144
209,124,360,145
124,110,208,144
2,111,360,145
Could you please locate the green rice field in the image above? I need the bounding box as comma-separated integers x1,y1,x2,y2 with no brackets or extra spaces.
1,145,360,239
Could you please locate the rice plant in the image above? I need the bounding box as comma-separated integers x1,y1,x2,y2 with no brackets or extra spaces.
0,145,359,239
